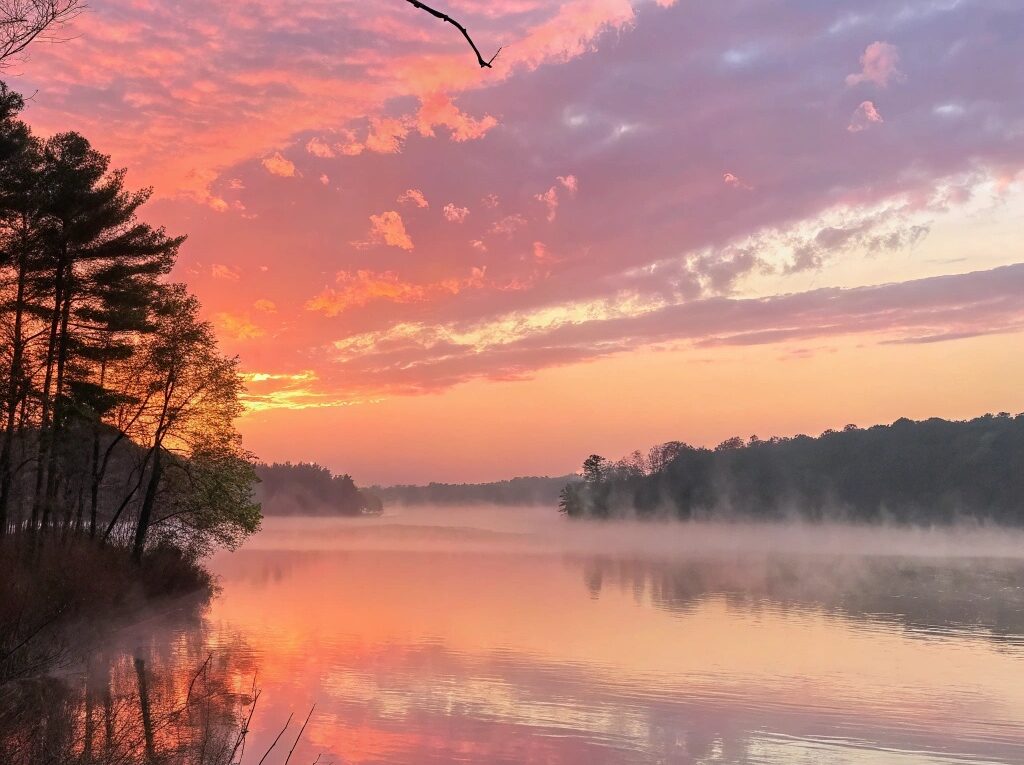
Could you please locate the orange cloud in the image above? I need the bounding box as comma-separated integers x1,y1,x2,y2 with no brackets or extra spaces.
367,210,414,250
365,117,410,154
211,263,241,281
306,268,488,317
253,299,278,313
214,312,264,340
398,188,430,208
261,152,298,177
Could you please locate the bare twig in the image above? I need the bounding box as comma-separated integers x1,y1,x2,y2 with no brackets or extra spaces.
256,712,292,765
403,0,500,68
230,674,260,765
284,705,315,765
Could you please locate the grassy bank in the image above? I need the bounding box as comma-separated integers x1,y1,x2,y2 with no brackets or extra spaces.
0,534,213,684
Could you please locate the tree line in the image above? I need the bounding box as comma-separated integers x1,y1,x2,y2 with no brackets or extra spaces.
559,414,1024,523
0,82,259,561
256,461,382,516
372,475,574,507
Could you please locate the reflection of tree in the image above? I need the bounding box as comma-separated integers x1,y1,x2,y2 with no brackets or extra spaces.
580,554,1024,641
0,605,261,764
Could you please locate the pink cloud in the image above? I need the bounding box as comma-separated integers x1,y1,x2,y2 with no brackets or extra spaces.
442,203,470,222
365,117,410,154
416,93,498,142
723,172,753,190
535,174,577,221
532,241,558,265
306,137,336,158
491,214,527,235
535,186,559,221
846,41,902,88
848,100,884,132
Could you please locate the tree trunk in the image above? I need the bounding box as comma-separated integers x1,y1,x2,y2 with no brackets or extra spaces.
0,237,29,537
132,446,162,563
42,284,73,530
30,255,67,530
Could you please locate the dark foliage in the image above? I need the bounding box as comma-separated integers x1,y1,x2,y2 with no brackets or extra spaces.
560,414,1024,523
255,462,382,516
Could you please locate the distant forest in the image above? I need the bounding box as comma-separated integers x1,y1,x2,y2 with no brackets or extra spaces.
256,462,382,516
373,475,574,507
559,414,1024,523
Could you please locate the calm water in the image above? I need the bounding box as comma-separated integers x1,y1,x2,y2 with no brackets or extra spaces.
155,508,1024,764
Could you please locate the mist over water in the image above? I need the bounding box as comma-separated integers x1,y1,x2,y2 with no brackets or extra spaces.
199,506,1024,764
244,504,1024,559
64,507,1024,764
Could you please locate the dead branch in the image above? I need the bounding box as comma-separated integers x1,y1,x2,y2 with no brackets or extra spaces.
403,0,500,68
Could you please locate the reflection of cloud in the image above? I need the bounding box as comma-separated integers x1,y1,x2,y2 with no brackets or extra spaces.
215,530,1024,765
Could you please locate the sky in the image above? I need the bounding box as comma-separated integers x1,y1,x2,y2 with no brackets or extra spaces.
9,0,1024,484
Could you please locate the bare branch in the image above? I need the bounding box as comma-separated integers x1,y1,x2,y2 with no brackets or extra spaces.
403,0,500,68
0,1,85,68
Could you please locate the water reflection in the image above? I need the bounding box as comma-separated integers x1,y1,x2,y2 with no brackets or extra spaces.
7,510,1024,764
202,512,1024,764
0,601,256,765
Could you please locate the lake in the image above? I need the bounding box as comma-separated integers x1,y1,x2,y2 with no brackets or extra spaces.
105,508,1024,764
